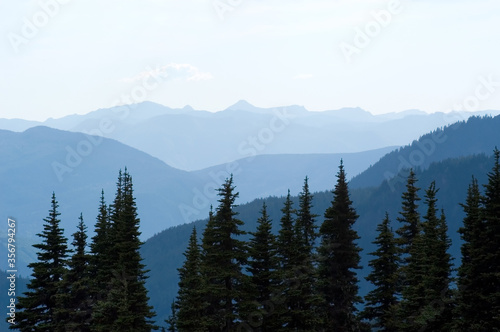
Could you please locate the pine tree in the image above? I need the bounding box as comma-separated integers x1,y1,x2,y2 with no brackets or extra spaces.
176,227,208,331
89,190,113,309
166,301,177,332
419,184,453,330
455,177,489,330
361,213,399,332
398,182,453,331
56,214,92,331
396,169,421,262
285,177,321,330
395,169,421,317
275,190,297,330
481,147,500,327
13,193,69,331
317,161,362,331
243,203,281,331
397,222,426,331
93,169,156,331
200,176,248,331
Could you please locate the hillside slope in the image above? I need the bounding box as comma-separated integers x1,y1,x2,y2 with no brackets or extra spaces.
350,115,500,188
142,153,495,323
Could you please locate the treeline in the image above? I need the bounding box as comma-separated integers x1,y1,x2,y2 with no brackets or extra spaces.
10,169,156,331
10,150,500,331
171,150,500,331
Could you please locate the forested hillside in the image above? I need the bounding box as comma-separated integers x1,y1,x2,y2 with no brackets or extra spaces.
142,152,495,324
350,115,500,188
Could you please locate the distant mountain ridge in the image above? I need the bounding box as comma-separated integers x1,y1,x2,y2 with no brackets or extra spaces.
2,101,498,170
0,126,391,276
139,114,500,322
142,152,496,324
350,115,500,188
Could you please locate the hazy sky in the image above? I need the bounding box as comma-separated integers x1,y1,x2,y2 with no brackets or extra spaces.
1,0,499,121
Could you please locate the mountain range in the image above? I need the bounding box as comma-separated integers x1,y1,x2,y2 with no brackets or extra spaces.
140,114,500,323
2,101,498,170
0,126,391,276
2,101,500,326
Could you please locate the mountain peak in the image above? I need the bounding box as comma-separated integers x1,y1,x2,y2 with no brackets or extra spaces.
225,100,256,112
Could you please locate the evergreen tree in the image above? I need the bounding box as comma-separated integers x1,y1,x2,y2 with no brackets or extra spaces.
395,169,421,316
295,177,317,252
481,147,500,327
396,169,421,262
285,177,321,330
13,193,69,331
243,203,281,331
419,184,453,330
275,190,297,329
89,190,113,309
398,182,453,331
397,221,426,331
166,301,177,332
176,227,208,331
200,176,248,331
455,177,489,330
361,213,399,332
93,169,156,331
56,214,92,331
317,161,362,331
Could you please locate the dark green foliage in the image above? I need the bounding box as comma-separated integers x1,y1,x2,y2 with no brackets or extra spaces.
142,151,496,324
396,169,421,261
13,193,69,331
395,169,421,317
419,185,453,331
275,191,297,329
350,115,500,189
295,177,318,252
283,177,321,330
398,182,453,331
175,227,207,331
166,301,177,332
89,190,113,309
317,161,362,331
200,176,248,331
361,213,399,331
455,177,489,329
243,203,281,331
93,169,156,331
481,147,500,327
56,214,92,331
455,148,500,329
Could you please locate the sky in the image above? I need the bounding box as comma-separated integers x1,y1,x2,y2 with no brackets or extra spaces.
1,0,500,121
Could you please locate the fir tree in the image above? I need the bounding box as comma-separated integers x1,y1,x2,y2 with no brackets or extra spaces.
243,203,281,331
56,214,92,331
93,169,156,331
481,147,500,327
398,182,453,331
285,177,321,330
275,190,297,329
89,190,113,309
455,177,489,330
13,193,69,331
200,176,248,331
419,184,453,330
176,227,207,331
361,213,399,332
166,301,177,332
396,169,421,262
317,161,362,331
395,169,421,316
